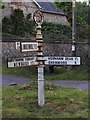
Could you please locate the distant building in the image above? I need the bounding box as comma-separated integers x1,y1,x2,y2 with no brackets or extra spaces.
2,0,69,25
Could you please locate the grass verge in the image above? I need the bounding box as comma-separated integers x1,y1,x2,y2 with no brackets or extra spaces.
45,66,89,80
2,81,89,119
2,60,89,80
0,59,2,74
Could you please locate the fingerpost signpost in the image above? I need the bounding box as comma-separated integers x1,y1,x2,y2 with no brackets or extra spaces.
33,10,45,106
8,10,80,106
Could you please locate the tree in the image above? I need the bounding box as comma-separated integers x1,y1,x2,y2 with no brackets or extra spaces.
10,9,25,36
24,13,34,37
55,1,89,41
76,2,89,25
55,1,72,23
75,2,89,41
2,17,11,33
2,8,35,37
0,0,6,9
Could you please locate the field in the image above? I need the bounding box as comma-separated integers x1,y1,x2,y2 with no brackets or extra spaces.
2,81,89,119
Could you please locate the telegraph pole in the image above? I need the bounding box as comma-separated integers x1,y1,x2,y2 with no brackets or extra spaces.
72,0,76,57
33,10,45,106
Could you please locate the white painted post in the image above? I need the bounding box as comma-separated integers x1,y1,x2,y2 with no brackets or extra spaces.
38,65,45,106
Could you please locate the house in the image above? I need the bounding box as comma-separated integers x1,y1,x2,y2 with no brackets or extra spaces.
2,0,69,25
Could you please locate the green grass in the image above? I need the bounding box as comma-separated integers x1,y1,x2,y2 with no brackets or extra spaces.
2,82,89,118
2,33,23,39
0,59,2,73
2,60,37,80
2,33,35,40
2,60,89,80
45,66,89,80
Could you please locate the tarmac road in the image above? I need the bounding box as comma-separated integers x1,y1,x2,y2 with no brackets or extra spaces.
48,80,89,90
0,74,89,90
1,74,30,86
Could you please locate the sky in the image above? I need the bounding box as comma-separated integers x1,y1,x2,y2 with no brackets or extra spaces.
2,0,89,4
76,0,88,2
76,0,89,5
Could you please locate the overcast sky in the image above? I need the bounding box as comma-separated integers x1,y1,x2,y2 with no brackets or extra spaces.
76,0,88,2
2,0,89,4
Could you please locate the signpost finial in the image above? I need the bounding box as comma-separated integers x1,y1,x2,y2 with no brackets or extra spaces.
33,10,43,25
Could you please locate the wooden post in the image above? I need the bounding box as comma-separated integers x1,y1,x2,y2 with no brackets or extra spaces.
72,0,76,57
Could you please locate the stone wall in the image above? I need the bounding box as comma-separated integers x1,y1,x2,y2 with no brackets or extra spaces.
2,41,89,65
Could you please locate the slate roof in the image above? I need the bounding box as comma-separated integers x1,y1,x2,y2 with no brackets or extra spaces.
34,0,65,15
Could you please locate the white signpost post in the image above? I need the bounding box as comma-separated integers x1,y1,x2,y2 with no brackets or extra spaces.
33,10,45,106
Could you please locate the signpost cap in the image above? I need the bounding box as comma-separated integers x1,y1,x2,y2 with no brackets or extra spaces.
33,10,43,25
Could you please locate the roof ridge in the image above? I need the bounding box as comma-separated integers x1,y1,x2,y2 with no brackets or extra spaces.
33,0,42,9
34,0,65,15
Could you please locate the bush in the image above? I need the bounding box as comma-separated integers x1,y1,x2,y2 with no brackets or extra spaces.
2,9,34,37
20,80,56,91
